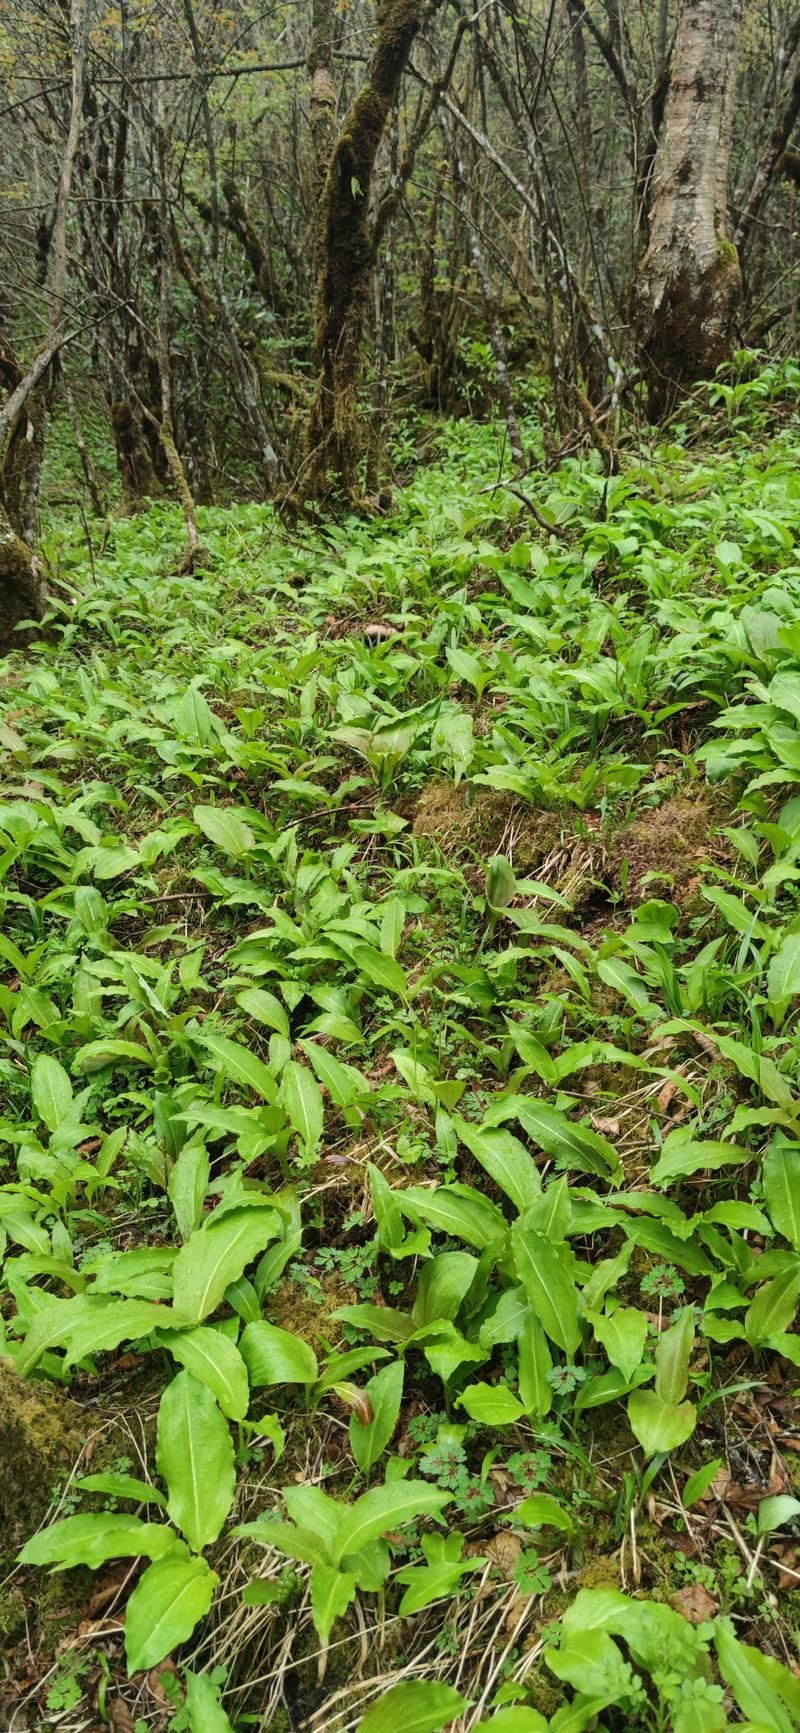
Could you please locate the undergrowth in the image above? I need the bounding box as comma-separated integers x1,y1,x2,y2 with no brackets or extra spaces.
2,363,800,1730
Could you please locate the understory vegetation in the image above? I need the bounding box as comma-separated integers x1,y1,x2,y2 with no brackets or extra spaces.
4,362,800,1730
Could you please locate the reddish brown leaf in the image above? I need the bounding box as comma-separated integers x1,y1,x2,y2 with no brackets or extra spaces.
673,1583,718,1623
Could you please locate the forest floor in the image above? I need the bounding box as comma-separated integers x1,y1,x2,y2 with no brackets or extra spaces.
3,367,800,1733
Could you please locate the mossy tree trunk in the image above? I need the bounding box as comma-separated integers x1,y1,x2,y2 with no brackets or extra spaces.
633,0,744,413
0,328,46,654
305,0,426,503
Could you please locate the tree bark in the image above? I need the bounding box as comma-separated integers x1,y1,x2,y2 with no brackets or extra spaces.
0,498,46,654
308,0,337,233
0,0,88,648
633,0,744,412
305,0,430,503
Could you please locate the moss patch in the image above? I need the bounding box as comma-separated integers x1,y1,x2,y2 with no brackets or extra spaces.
610,794,723,902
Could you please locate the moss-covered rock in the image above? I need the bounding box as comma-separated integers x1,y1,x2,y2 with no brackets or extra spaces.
0,1359,88,1539
0,1359,96,1652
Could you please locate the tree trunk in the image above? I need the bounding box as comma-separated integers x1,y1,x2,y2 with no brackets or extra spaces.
0,500,46,655
305,0,427,503
110,400,163,515
308,0,337,232
0,0,88,648
633,0,744,412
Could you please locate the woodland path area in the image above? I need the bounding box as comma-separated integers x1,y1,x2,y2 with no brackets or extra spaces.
4,4,800,1732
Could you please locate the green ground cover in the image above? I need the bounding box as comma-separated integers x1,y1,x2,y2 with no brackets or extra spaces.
3,365,800,1729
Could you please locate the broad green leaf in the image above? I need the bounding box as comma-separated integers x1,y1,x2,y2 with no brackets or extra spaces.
237,986,290,1037
744,1262,800,1346
712,1032,795,1110
19,1295,171,1376
413,1251,477,1326
518,1493,577,1534
301,1040,368,1108
194,805,255,859
124,1551,217,1676
654,1306,694,1404
281,1060,324,1154
31,1054,74,1132
240,1320,318,1385
628,1389,696,1456
199,1032,278,1103
168,1142,210,1242
75,1038,154,1073
650,1136,747,1189
332,1482,452,1564
457,1381,526,1424
18,1513,176,1570
353,945,409,999
511,1220,581,1356
454,1118,540,1212
624,1219,715,1277
560,1585,706,1672
380,896,406,957
518,1304,553,1417
740,1647,800,1724
234,1517,330,1566
350,1360,404,1474
768,933,800,1004
587,1307,647,1382
173,685,215,742
172,1207,280,1326
757,1494,800,1534
596,957,656,1015
357,1680,467,1733
575,1364,652,1411
715,1618,794,1732
157,1326,250,1421
309,1561,357,1647
763,1140,800,1248
475,1713,548,1732
397,1554,484,1616
398,1184,506,1251
184,1669,236,1732
333,1303,415,1344
391,1047,437,1106
682,1458,723,1507
156,1371,235,1551
90,845,141,880
476,1286,528,1350
76,1473,167,1508
282,1483,342,1551
488,1096,621,1181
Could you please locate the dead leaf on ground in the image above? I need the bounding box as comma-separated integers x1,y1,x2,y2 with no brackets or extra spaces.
77,1615,124,1639
85,1562,136,1619
108,1701,136,1733
673,1583,718,1623
657,1526,699,1558
766,1453,790,1496
482,1532,522,1579
710,1466,732,1501
147,1656,179,1705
